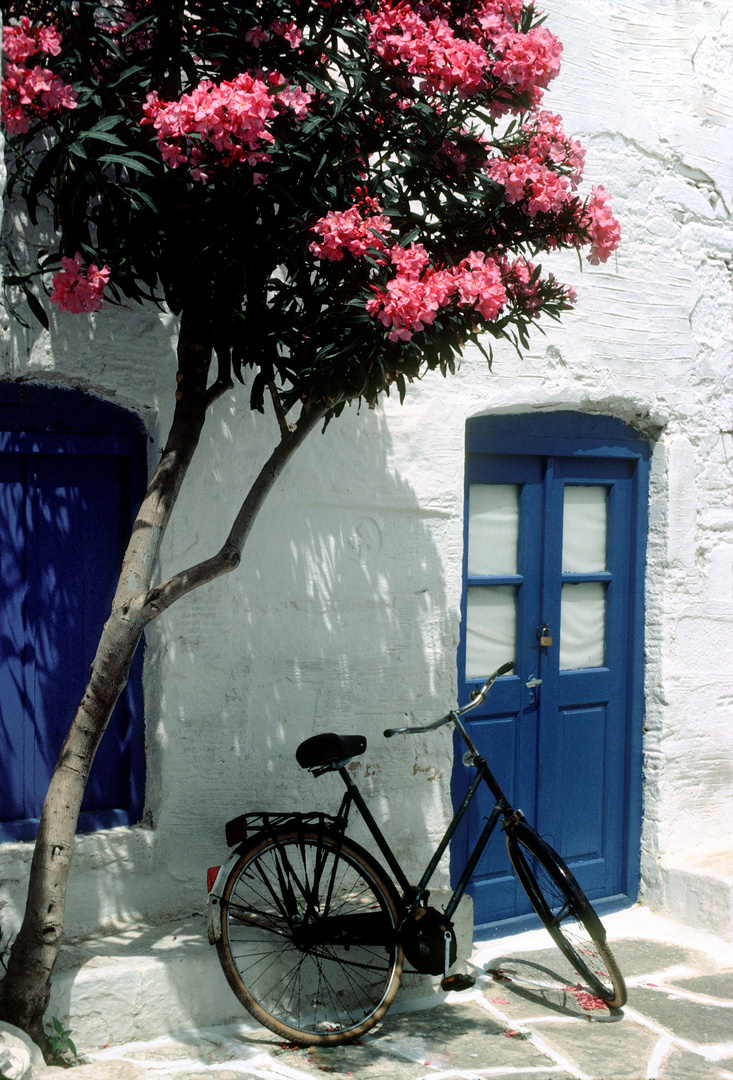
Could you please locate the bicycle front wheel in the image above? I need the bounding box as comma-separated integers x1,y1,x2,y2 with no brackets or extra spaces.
217,828,403,1045
506,821,627,1009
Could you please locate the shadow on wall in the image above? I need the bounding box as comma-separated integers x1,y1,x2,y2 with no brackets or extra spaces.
142,394,457,897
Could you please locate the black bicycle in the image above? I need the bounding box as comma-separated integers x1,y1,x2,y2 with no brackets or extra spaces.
207,660,626,1045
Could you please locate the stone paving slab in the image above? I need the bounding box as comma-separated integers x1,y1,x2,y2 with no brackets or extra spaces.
662,1047,733,1080
627,986,733,1045
32,910,733,1080
603,938,718,979
668,972,733,997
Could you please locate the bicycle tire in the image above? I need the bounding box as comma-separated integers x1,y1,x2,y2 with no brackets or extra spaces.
506,821,627,1008
217,828,403,1045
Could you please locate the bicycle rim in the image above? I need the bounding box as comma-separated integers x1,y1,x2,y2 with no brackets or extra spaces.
507,825,626,1008
217,829,403,1044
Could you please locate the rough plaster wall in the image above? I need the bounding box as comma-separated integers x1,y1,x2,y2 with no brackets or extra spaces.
0,0,731,938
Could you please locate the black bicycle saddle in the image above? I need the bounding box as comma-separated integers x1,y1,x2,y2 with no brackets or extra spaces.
296,733,367,771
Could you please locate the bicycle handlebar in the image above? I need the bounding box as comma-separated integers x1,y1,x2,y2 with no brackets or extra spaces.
383,660,514,738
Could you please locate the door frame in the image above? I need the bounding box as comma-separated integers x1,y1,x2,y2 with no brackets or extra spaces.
453,411,650,925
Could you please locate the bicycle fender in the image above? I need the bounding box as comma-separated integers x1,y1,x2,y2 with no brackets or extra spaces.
206,849,244,944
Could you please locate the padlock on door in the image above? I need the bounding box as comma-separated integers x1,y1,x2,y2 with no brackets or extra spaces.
539,624,553,647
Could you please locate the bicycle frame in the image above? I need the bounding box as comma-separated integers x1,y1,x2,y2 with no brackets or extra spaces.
333,703,517,922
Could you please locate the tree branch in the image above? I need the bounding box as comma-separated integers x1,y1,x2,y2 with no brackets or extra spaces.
143,404,324,614
268,380,294,440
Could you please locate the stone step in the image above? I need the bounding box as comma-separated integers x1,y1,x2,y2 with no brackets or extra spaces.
655,846,733,941
48,892,473,1053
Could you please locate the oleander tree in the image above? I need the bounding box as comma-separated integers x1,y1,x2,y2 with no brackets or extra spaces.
0,0,619,1046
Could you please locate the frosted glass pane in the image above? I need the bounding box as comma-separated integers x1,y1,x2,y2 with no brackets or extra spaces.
560,582,606,670
467,485,519,576
562,486,607,572
466,586,516,679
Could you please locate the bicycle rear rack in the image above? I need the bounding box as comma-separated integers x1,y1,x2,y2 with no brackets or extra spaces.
224,810,340,847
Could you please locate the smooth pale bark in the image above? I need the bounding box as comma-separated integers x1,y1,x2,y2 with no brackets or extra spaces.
0,315,324,1045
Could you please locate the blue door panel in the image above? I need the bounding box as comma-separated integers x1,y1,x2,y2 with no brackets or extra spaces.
0,456,28,823
559,704,606,856
0,389,147,843
454,414,649,928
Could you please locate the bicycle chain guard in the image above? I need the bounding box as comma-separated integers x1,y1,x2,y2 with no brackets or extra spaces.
401,906,457,976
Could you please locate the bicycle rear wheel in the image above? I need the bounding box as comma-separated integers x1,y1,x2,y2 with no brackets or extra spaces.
506,821,626,1008
217,828,403,1045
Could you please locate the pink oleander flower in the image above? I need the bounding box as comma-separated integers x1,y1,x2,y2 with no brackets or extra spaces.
366,245,507,341
523,111,585,187
491,26,563,95
486,153,572,218
1,20,77,135
367,264,457,340
141,71,312,181
2,17,62,62
584,185,621,263
245,26,269,47
366,1,490,97
310,195,392,261
435,138,469,175
503,256,543,313
454,251,506,320
472,0,525,43
270,20,303,50
50,253,110,314
1,61,77,135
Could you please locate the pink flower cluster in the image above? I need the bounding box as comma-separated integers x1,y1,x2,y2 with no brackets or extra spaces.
365,0,562,109
142,71,312,182
503,256,576,312
523,111,585,186
486,111,588,218
366,2,490,97
309,194,392,261
245,20,303,50
491,26,563,97
309,186,586,343
583,186,621,264
50,253,110,314
365,244,507,341
488,153,572,218
1,18,77,136
2,17,62,61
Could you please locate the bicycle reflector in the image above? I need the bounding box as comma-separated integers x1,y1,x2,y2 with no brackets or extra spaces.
207,866,221,893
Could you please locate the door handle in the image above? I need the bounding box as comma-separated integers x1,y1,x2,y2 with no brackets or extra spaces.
525,675,542,703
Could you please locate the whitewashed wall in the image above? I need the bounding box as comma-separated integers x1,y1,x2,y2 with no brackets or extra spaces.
1,0,731,940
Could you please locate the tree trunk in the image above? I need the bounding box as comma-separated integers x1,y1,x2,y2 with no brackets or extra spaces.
0,307,320,1046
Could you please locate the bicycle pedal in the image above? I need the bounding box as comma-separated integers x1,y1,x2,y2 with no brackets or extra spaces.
441,973,476,992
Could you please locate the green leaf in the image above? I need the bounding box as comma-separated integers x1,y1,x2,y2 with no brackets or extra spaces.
98,154,156,176
67,141,89,160
24,288,50,331
83,131,129,148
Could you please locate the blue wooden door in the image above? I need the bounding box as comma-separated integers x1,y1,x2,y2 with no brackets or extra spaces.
453,414,649,929
0,415,146,842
